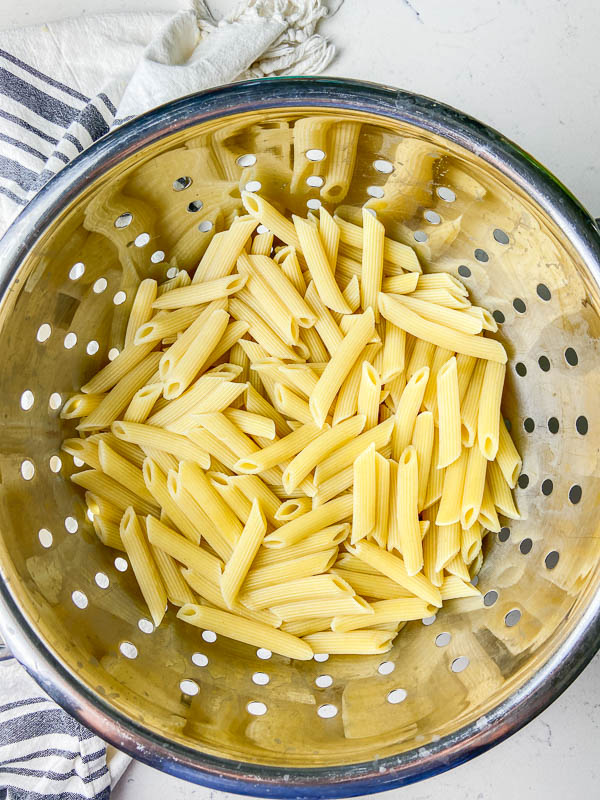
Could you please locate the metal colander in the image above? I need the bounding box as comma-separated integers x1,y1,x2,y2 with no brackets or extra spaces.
0,78,599,797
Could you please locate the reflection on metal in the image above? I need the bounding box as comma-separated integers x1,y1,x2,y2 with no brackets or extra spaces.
0,78,599,797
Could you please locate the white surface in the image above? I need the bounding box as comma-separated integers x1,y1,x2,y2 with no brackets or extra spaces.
2,0,600,797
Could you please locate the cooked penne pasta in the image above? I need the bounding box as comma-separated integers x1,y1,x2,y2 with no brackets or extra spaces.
315,417,394,485
123,383,162,423
351,443,377,544
303,630,395,655
392,365,429,459
379,293,507,363
496,418,522,488
436,447,468,526
477,361,506,460
151,545,197,607
334,214,421,272
434,522,461,573
332,342,381,425
220,499,266,607
241,572,353,610
250,231,274,256
294,215,350,314
178,604,312,660
61,393,105,419
146,515,222,579
412,411,434,512
357,361,381,429
264,494,353,549
372,451,390,549
332,597,435,632
152,275,245,309
194,215,257,282
361,208,385,320
111,420,209,467
437,356,461,468
243,548,338,591
461,442,488,529
304,280,344,355
395,446,423,574
71,469,158,517
460,521,482,565
488,459,520,519
120,509,167,627
381,320,406,382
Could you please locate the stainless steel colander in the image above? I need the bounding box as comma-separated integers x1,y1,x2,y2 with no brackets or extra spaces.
0,78,599,797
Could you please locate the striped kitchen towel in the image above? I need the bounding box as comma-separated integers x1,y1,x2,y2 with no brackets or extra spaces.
0,0,339,236
0,657,130,799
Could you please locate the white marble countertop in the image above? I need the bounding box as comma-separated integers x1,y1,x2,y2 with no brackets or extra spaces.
1,0,599,797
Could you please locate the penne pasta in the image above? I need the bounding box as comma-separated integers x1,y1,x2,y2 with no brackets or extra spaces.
178,604,312,660
357,361,381,429
315,417,394,485
436,447,468,526
220,499,266,607
152,275,246,309
360,208,385,320
392,366,429,459
332,597,435,632
395,446,423,574
120,509,167,627
372,451,390,549
412,411,434,512
477,360,506,460
461,442,488,529
264,494,353,549
351,443,377,544
303,630,395,655
294,215,350,314
437,356,461,468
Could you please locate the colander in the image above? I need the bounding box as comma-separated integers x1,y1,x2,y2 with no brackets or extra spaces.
0,77,599,798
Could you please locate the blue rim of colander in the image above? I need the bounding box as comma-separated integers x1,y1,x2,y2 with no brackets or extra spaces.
0,77,599,797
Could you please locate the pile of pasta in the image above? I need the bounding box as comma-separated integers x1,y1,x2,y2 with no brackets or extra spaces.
61,192,522,660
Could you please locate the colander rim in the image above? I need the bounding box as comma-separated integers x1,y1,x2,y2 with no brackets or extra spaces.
1,76,599,797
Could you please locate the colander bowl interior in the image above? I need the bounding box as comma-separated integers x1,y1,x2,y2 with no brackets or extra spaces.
0,78,599,797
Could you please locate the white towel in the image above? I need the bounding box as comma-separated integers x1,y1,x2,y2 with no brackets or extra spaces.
0,2,339,795
0,0,340,235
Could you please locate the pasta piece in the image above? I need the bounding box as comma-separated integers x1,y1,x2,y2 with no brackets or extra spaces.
392,294,482,334
386,458,401,552
272,595,372,622
406,339,435,379
379,293,507,363
251,231,274,256
422,346,454,416
477,361,506,460
440,575,480,601
332,568,411,600
342,275,361,312
208,473,252,522
332,342,381,425
417,273,468,296
456,353,477,403
143,446,178,476
123,383,163,423
167,469,233,560
303,630,394,655
112,421,210,467
120,509,167,627
229,297,301,361
357,361,380,429
434,522,461,574
152,275,245,310
381,274,419,295
88,432,145,468
146,516,222,579
437,356,461,468
61,394,105,419
62,437,101,470
251,524,348,568
465,306,498,332
71,470,158,517
280,618,334,637
422,507,442,588
444,554,472,582
479,481,501,532
93,516,124,550
85,491,121,525
488,459,520,519
274,383,314,425
194,215,257,282
349,540,442,607
304,280,344,355
181,568,279,628
294,215,350,313
274,497,312,522
460,358,486,447
241,573,353,611
392,365,429,459
81,339,156,394
264,494,353,549
246,254,316,327
282,414,365,493
242,192,300,250
134,307,204,346
167,381,247,432
178,461,242,544
412,411,434,512
334,215,421,272
395,446,423,574
312,464,353,506
461,442,488,529
158,299,228,379
278,365,319,399
372,451,390,549
234,422,320,474
151,545,197,607
381,320,406,382
436,448,468,525
142,458,202,544
496,418,522,488
360,208,385,320
222,408,275,440
220,499,266,607
460,521,482,566
332,598,435,632
229,475,283,527
351,443,377,544
97,440,155,505
237,269,300,346
156,269,190,296
243,548,338,591
163,308,230,399
423,431,444,510
315,417,394,485
178,604,312,660
309,308,374,427
78,352,162,430
245,383,291,438
409,288,470,309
